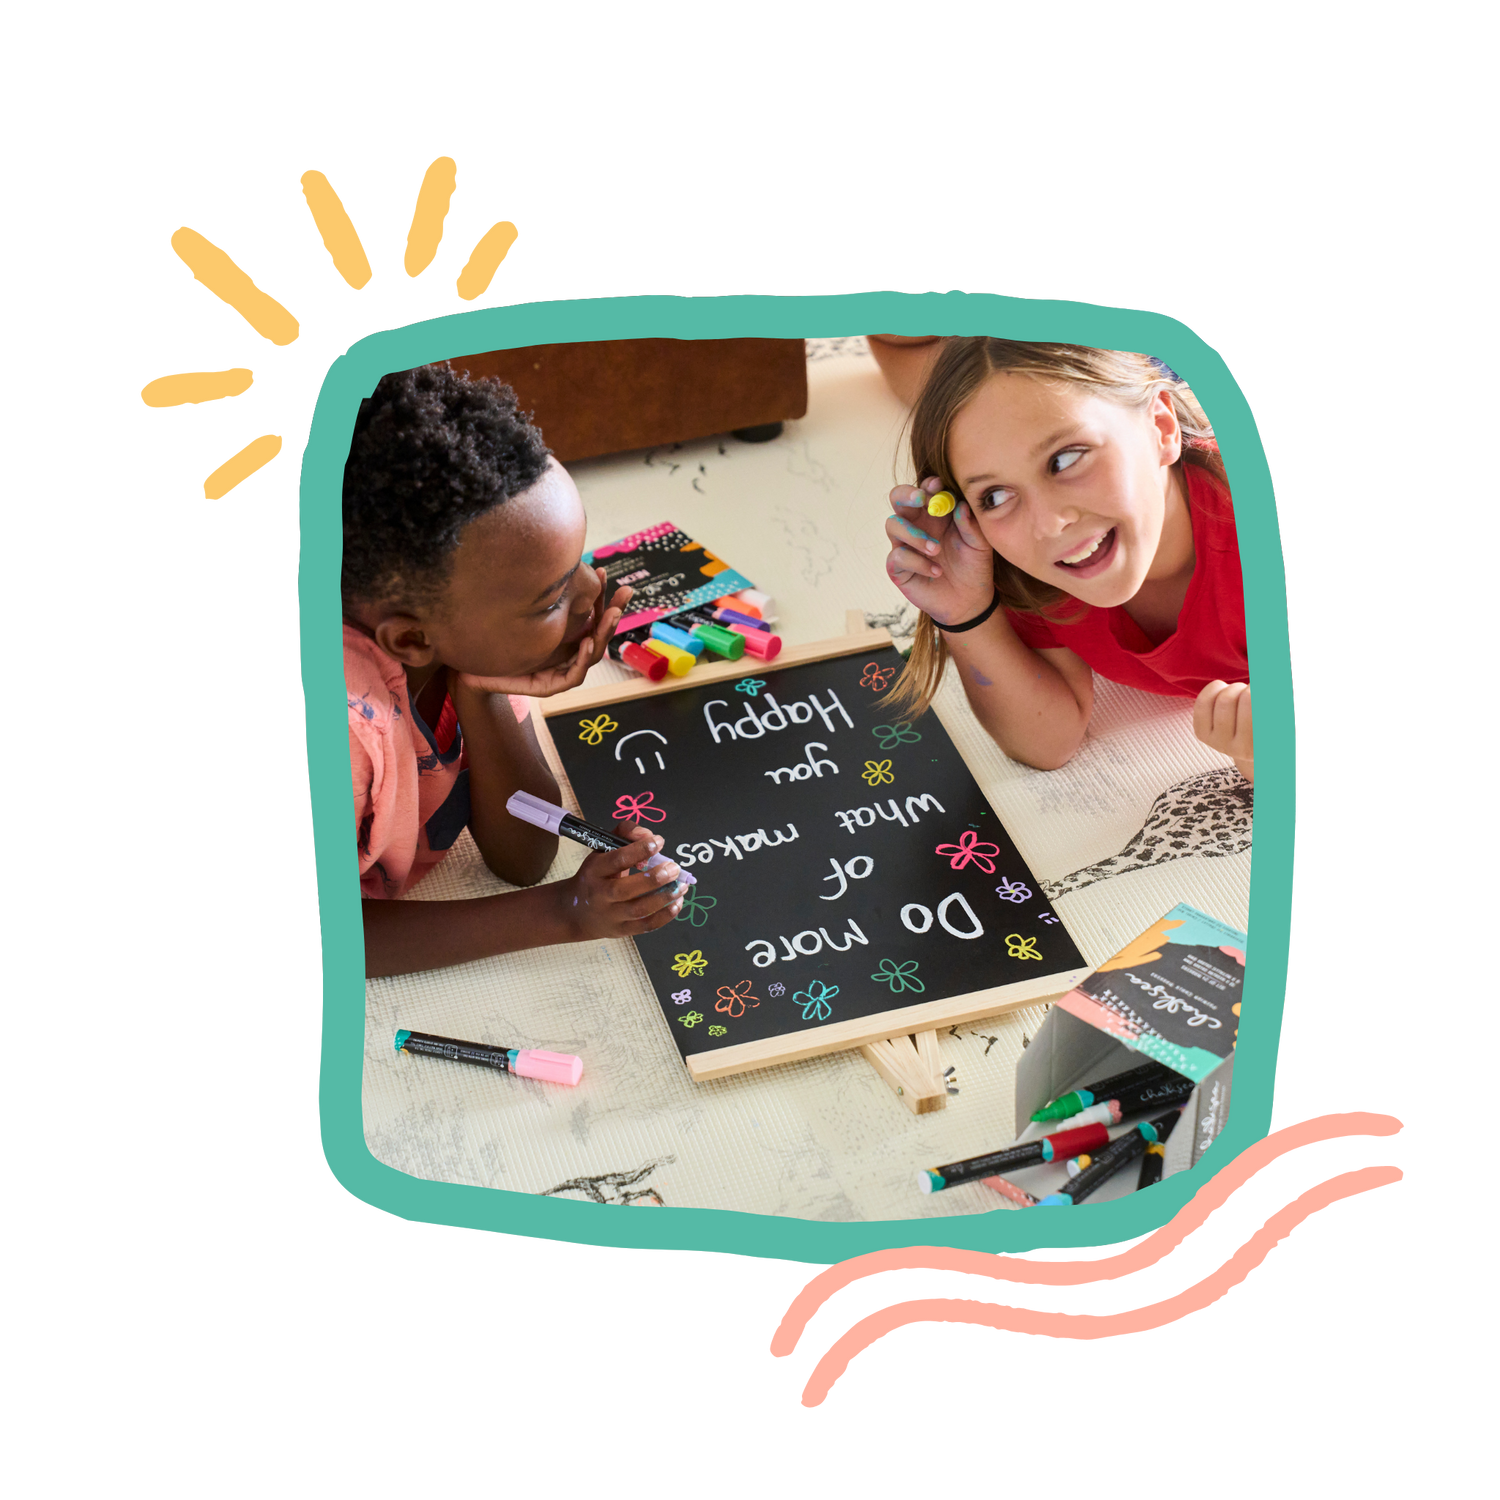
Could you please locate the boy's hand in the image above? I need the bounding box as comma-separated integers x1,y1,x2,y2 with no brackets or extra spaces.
884,481,996,628
458,572,630,698
1194,680,1253,782
559,822,685,939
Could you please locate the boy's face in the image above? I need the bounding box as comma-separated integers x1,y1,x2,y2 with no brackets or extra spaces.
949,373,1182,610
427,459,604,678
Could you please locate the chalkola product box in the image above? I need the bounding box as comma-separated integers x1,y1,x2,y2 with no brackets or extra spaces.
1014,903,1246,1182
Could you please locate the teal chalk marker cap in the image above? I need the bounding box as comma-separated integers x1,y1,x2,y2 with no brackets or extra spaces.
916,1170,947,1194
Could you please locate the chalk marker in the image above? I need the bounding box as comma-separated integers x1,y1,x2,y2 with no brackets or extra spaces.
1137,1109,1180,1189
650,622,705,657
666,608,747,660
926,490,957,517
729,623,783,660
732,589,776,619
394,1029,583,1087
506,791,696,887
1035,1111,1182,1206
715,595,762,619
1031,1061,1177,1121
918,1121,1110,1194
712,607,772,633
619,642,669,681
1044,1073,1196,1130
644,639,695,676
1064,1154,1092,1179
980,1176,1039,1208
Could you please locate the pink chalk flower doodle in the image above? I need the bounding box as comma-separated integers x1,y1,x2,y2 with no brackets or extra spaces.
859,661,896,693
935,829,1001,874
613,791,667,824
715,979,760,1019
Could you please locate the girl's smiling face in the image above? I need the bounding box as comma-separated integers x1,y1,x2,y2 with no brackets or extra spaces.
947,372,1186,609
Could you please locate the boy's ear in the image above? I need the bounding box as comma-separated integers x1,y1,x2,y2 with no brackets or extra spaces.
372,614,438,668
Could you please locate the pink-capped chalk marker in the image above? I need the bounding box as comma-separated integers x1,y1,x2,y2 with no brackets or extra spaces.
728,623,782,659
395,1030,583,1086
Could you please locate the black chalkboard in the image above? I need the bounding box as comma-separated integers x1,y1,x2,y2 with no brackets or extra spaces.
549,644,1086,1071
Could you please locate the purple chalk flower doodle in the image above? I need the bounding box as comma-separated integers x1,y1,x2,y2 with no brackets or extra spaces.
995,877,1033,903
767,982,785,997
935,829,1001,873
671,989,693,1005
613,791,667,823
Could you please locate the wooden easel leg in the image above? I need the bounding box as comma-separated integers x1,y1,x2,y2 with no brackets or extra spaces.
860,1031,947,1114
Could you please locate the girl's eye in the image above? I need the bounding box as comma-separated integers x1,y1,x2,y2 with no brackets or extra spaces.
1051,447,1086,474
977,487,1016,513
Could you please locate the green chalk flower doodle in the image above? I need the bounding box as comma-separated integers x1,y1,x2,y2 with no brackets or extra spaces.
793,980,839,1022
735,678,767,696
871,958,925,994
872,722,922,749
679,1011,704,1027
674,888,718,927
707,1025,727,1037
671,950,708,977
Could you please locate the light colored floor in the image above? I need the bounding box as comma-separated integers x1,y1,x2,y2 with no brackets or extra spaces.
361,341,1251,1221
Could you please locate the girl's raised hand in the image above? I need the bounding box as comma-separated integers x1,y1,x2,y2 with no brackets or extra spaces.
884,479,995,627
1194,680,1253,782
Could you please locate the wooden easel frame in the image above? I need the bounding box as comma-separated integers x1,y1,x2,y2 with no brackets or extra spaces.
532,615,1087,1114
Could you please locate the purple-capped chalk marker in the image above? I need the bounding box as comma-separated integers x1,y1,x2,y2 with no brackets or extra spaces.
506,791,696,887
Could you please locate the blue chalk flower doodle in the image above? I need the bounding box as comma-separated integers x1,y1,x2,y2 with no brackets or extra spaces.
735,678,767,696
674,887,718,927
793,980,839,1022
872,722,922,749
871,958,925,994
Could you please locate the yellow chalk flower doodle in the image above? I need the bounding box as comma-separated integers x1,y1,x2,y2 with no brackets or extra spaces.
862,759,894,786
1005,934,1043,961
578,714,619,746
671,950,708,978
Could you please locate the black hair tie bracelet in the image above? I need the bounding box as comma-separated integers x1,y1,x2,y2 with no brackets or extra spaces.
933,590,1002,634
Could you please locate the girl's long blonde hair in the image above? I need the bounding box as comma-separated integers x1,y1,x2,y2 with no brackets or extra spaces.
886,338,1228,723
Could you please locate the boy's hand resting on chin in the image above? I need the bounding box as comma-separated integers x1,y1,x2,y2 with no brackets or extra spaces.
458,572,630,699
1194,680,1253,782
560,822,685,939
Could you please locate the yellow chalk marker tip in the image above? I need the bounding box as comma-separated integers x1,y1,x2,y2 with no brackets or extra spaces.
926,490,957,517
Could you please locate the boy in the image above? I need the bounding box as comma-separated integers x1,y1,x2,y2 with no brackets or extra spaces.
343,364,685,978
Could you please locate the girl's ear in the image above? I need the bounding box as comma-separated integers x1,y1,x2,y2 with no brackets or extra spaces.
1150,389,1183,467
373,614,437,668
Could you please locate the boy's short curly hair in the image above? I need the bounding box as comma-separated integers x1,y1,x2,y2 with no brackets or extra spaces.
342,362,552,612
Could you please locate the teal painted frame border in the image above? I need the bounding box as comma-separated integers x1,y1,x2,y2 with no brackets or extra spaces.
304,292,1291,1262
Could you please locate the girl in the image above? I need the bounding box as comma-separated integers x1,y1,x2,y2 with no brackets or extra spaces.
883,339,1253,779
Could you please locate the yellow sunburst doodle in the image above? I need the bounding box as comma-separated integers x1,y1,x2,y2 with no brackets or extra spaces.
140,370,254,407
1096,918,1185,973
300,171,372,289
147,157,520,498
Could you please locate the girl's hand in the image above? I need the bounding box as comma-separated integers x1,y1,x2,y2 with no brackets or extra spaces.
1194,680,1253,781
458,572,630,698
884,480,995,627
559,822,685,940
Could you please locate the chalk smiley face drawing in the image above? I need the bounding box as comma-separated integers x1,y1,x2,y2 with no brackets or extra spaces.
616,729,669,776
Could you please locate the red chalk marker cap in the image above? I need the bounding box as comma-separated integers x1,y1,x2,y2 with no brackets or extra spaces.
622,642,669,681
730,623,782,659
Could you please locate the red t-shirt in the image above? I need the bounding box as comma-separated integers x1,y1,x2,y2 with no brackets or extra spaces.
1004,463,1247,698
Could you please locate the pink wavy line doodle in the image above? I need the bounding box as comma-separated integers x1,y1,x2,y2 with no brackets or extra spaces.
771,1112,1402,1405
613,791,667,824
934,829,1001,873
